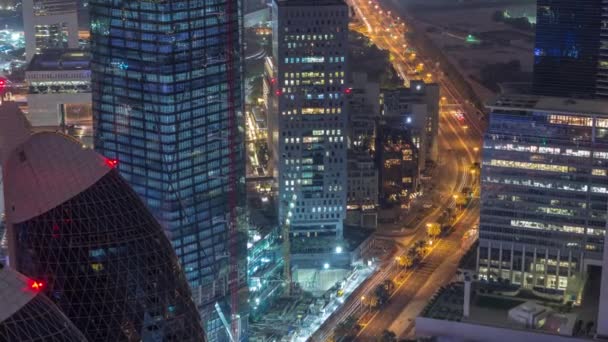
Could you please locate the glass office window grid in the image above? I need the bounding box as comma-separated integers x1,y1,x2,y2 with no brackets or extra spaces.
90,0,246,340
596,0,608,96
272,0,349,255
479,97,608,292
0,266,87,342
32,0,77,16
0,295,86,342
376,119,419,207
533,0,603,97
14,170,205,342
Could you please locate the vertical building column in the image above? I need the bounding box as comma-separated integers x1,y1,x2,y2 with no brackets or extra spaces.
596,216,608,337
544,249,549,288
567,250,572,278
555,249,561,290
475,244,480,272
66,14,79,49
532,247,537,286
22,0,35,61
509,245,515,283
488,241,492,278
521,245,526,287
498,243,503,279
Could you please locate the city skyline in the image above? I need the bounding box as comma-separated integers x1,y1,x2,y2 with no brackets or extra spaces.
2,0,608,341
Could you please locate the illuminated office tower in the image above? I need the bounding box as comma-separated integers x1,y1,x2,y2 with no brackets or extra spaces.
89,0,247,340
0,264,87,342
23,0,79,61
479,94,608,295
1,109,205,341
268,0,349,267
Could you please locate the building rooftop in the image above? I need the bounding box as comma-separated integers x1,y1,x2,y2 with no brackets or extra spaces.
0,263,38,323
27,49,90,71
421,281,598,339
0,103,112,223
489,94,608,117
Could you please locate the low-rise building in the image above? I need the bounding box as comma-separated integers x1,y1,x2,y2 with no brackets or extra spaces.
25,49,91,146
416,280,596,342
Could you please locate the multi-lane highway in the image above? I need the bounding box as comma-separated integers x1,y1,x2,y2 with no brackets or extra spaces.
351,0,484,339
309,0,485,340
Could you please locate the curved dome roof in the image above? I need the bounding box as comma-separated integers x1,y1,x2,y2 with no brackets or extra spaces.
0,264,38,323
3,132,112,223
0,264,87,341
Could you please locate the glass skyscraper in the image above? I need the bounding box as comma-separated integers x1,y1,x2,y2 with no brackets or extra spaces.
479,94,608,296
533,0,604,97
89,0,246,340
3,131,205,341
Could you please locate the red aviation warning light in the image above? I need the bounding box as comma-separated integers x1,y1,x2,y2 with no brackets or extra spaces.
104,158,118,168
275,89,282,96
344,87,352,95
0,78,6,90
28,279,45,292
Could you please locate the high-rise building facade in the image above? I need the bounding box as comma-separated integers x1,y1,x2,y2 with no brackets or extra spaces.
479,94,608,293
381,80,440,166
376,117,419,208
22,0,79,61
2,127,206,341
268,0,349,265
0,263,87,342
533,0,606,97
89,1,247,340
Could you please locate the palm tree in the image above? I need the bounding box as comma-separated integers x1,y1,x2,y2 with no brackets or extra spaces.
334,316,358,339
375,283,390,305
383,279,395,292
426,222,441,238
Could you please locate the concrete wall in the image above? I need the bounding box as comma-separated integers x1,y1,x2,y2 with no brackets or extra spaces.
26,93,91,127
415,317,590,342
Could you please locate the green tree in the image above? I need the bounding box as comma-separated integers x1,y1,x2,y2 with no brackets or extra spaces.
426,223,441,238
414,240,427,255
334,315,358,339
375,283,390,305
